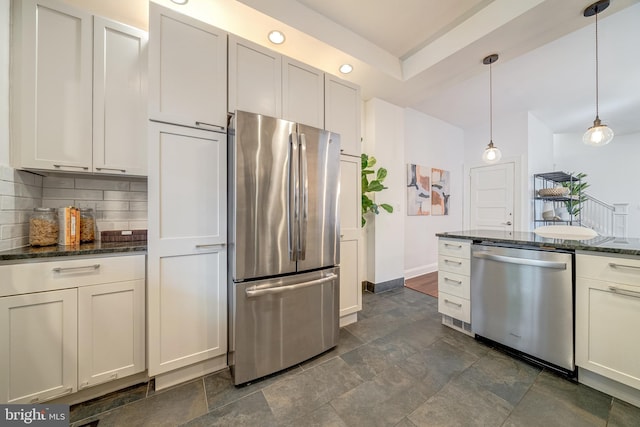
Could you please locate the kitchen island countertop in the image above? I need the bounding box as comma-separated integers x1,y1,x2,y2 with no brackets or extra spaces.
437,230,640,256
0,241,147,262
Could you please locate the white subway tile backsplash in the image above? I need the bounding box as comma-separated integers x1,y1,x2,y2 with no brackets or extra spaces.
130,181,147,192
129,201,148,211
43,188,104,200
0,169,148,251
42,199,76,209
1,223,28,240
42,176,75,189
128,220,148,230
75,178,130,191
103,190,148,201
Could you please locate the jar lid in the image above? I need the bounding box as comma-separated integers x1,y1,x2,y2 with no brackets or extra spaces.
33,207,56,212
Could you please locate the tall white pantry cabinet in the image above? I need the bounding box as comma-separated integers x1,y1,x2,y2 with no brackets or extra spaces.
147,4,228,389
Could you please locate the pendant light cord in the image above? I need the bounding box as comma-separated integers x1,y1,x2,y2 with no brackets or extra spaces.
489,60,493,141
595,9,600,118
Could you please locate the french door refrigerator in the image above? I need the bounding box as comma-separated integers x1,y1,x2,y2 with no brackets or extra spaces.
228,110,341,385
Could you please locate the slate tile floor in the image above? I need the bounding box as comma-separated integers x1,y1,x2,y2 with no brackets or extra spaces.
70,287,640,426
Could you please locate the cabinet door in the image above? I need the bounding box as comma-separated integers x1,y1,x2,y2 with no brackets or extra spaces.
325,75,361,157
148,3,227,131
0,289,77,404
93,17,148,176
576,277,640,389
282,57,324,128
228,35,282,118
12,0,92,172
147,122,227,376
77,280,145,389
339,155,362,318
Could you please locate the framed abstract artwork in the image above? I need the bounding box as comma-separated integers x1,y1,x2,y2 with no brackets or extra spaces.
431,168,450,215
407,164,430,216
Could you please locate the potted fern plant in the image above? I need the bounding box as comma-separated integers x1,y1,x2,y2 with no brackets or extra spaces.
361,153,393,226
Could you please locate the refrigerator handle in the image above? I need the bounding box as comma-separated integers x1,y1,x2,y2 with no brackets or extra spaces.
299,133,308,260
289,132,299,261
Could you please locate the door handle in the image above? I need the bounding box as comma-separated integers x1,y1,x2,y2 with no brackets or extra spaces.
245,273,337,297
52,264,100,273
502,221,512,226
473,252,566,269
298,133,308,261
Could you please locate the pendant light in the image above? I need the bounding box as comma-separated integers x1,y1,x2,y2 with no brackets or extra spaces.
583,0,614,146
482,54,501,163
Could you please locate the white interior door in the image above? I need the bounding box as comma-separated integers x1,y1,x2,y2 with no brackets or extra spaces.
469,163,515,231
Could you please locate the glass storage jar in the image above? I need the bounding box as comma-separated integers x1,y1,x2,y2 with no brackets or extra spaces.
29,207,59,246
79,208,97,243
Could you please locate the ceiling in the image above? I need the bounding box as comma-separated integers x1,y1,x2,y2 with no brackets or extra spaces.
230,0,640,136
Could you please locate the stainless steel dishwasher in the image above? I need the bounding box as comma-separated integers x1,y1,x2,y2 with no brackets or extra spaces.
471,244,575,374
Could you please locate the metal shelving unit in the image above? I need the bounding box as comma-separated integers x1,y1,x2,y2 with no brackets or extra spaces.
534,172,581,226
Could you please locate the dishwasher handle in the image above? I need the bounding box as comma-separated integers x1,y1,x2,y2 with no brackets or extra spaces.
473,252,567,270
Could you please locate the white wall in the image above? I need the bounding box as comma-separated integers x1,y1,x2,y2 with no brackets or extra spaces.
0,0,9,166
527,112,555,228
554,131,640,237
463,110,529,231
404,108,464,278
363,98,405,284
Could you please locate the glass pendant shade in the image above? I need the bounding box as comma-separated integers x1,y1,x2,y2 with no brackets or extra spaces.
482,141,502,163
583,116,614,146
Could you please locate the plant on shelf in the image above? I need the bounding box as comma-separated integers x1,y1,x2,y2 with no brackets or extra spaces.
562,172,589,217
361,153,393,227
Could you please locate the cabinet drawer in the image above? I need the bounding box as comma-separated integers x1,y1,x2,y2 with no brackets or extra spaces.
438,292,470,323
576,253,640,287
438,255,470,276
438,271,470,299
0,255,145,297
438,239,470,259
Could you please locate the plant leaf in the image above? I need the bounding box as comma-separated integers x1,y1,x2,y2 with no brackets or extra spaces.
376,168,387,182
368,181,384,192
368,156,377,168
380,203,393,213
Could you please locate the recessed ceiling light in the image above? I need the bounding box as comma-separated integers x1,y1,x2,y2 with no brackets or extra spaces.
171,0,188,4
268,31,286,45
339,64,353,74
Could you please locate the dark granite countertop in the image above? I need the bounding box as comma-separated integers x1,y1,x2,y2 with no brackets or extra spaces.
436,230,640,256
0,241,147,262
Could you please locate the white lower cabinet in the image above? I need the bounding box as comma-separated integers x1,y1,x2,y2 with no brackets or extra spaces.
437,238,473,335
576,253,640,391
78,280,145,389
0,289,78,404
0,255,145,404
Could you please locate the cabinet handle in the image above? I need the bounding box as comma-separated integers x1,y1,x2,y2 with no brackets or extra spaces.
608,286,640,298
195,243,226,249
30,387,73,403
95,167,126,173
54,164,89,170
444,299,462,308
52,264,100,273
195,121,225,131
444,277,462,285
444,243,462,249
444,259,462,265
608,262,640,271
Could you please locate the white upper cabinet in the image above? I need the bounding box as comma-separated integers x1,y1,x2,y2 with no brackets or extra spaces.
148,3,227,131
11,0,93,172
93,17,148,176
282,57,324,128
325,75,361,157
228,35,282,119
11,0,148,176
228,35,324,128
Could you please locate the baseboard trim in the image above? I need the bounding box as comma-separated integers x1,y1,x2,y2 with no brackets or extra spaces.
154,355,227,391
365,277,404,293
404,263,438,280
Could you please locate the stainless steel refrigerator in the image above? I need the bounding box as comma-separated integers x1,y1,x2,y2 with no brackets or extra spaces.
228,110,341,385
